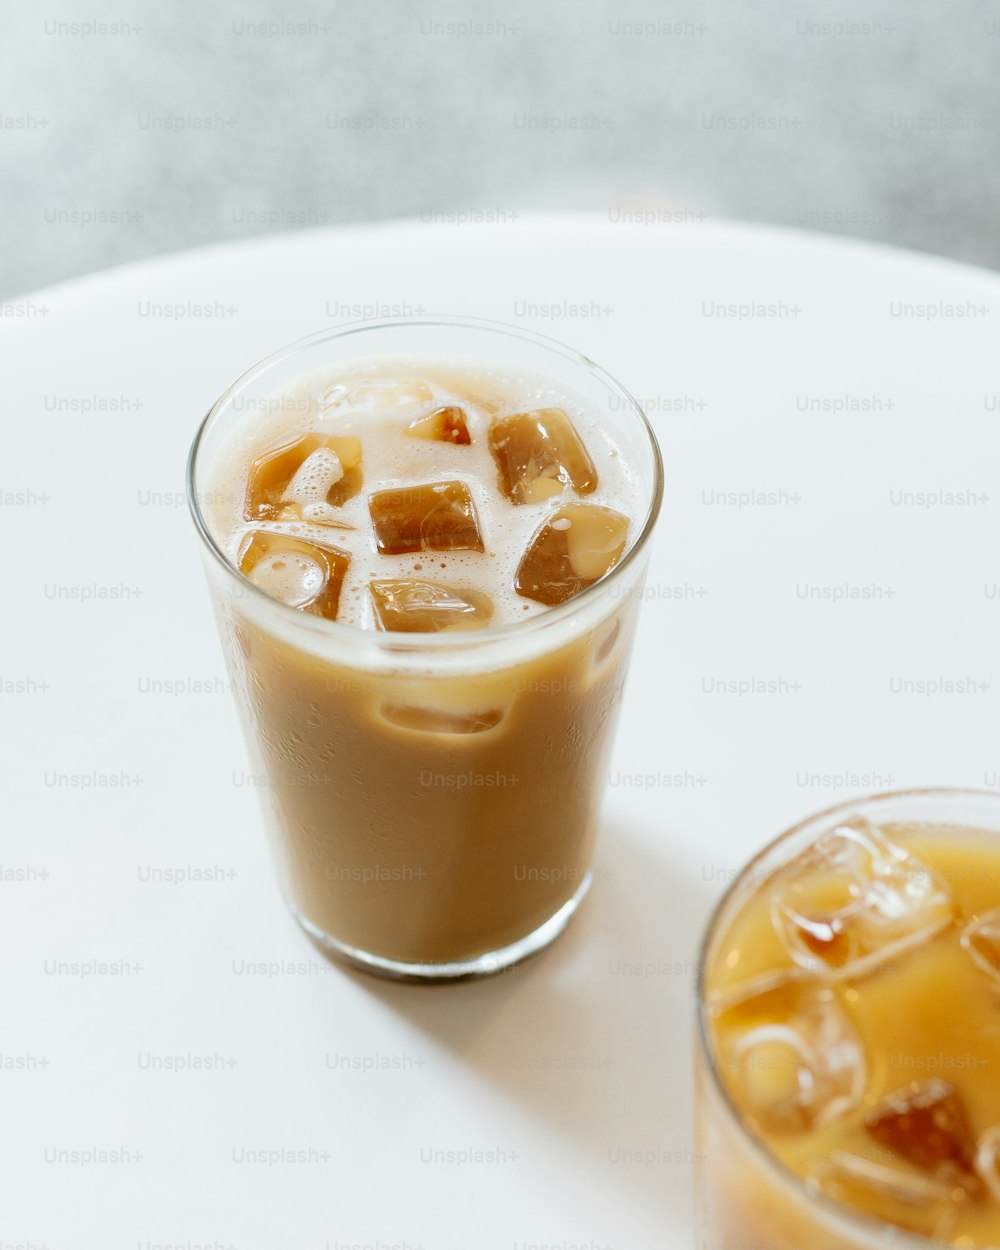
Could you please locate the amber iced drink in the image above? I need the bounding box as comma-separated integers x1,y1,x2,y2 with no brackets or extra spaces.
187,319,663,981
696,789,1000,1249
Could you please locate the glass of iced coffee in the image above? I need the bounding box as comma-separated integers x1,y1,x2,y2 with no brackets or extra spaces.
696,788,1000,1248
187,318,663,981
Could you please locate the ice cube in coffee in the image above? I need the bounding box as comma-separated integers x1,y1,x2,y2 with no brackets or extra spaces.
368,481,484,556
516,504,629,607
238,530,349,620
489,408,598,504
369,579,493,633
405,405,471,445
246,432,362,522
320,377,433,414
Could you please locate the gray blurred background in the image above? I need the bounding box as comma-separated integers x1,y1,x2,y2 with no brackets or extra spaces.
3,0,998,300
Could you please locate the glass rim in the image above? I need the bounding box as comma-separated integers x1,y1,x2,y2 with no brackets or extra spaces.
695,786,1000,1250
186,315,664,651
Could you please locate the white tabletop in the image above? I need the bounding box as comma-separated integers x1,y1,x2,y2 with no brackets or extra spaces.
4,214,1000,1249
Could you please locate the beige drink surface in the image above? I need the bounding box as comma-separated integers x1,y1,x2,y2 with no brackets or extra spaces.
206,359,637,629
705,823,1000,1246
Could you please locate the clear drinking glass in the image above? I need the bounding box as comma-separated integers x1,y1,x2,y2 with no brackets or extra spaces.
695,788,1000,1249
187,317,663,981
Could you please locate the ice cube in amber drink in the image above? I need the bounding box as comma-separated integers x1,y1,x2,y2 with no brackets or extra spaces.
245,432,363,522
961,908,1000,986
769,820,953,980
810,1152,958,1239
716,980,866,1135
368,480,484,555
369,579,493,633
515,504,629,606
238,530,349,621
864,1079,981,1193
488,408,598,504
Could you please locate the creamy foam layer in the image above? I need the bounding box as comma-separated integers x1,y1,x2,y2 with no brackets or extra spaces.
205,357,638,629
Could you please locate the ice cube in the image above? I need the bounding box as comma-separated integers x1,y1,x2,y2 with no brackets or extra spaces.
405,405,471,445
515,504,629,606
488,408,598,504
279,446,348,525
245,433,362,521
864,1079,981,1194
320,378,432,414
976,1123,1000,1201
721,984,866,1134
238,530,349,621
960,908,1000,987
369,579,493,633
809,1151,958,1239
368,481,484,555
380,704,503,734
769,820,953,980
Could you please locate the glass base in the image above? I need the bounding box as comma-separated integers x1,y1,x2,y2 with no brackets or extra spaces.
292,871,592,983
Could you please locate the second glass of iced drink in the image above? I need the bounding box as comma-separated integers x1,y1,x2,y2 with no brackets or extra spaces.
696,789,1000,1248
